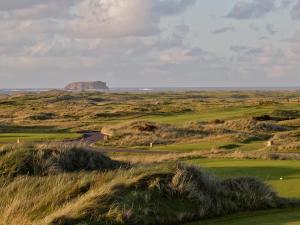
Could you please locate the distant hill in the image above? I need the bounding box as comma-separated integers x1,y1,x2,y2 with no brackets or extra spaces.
64,81,109,91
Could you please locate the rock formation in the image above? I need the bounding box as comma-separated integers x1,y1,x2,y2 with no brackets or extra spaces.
64,81,109,91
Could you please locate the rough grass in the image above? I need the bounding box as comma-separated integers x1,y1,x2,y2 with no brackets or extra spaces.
101,118,286,152
2,91,300,224
0,143,123,177
3,90,300,153
102,121,208,147
1,163,298,225
1,145,299,225
0,132,81,143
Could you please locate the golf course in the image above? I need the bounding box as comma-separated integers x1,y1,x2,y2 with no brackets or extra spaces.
1,90,300,225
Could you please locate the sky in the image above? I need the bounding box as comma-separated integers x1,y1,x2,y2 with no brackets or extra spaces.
1,0,300,88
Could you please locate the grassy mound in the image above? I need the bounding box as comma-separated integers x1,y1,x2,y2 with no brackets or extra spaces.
223,118,287,133
46,164,298,225
102,119,286,149
102,121,207,146
0,144,123,177
268,130,300,152
0,155,299,225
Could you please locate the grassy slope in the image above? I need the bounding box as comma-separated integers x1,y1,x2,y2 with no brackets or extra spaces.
1,144,298,225
142,105,275,124
0,132,81,143
186,159,300,225
1,161,286,225
2,92,300,224
3,91,300,152
144,103,300,152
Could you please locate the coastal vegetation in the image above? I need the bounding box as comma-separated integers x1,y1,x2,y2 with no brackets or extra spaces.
1,90,300,224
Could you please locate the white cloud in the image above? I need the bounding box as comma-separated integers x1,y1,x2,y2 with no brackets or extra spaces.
1,0,300,87
67,0,155,38
66,0,195,38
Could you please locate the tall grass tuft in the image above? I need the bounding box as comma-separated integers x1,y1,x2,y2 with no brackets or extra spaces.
0,143,124,177
45,164,299,225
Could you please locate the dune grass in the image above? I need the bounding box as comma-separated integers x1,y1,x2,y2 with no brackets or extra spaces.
1,164,296,225
1,144,299,225
0,143,123,177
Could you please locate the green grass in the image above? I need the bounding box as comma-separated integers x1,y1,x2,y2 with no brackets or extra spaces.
0,133,81,143
3,91,300,224
151,139,266,152
188,209,300,225
142,105,276,124
1,151,295,225
92,103,300,127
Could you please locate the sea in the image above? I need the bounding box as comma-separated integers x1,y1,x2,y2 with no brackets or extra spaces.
1,87,300,94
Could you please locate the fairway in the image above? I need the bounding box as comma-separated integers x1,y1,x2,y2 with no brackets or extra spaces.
188,209,300,225
0,132,81,143
142,105,274,124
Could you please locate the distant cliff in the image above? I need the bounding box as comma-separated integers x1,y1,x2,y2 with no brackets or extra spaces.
64,81,109,91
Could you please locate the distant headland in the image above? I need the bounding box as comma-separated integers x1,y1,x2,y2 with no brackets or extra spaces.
64,81,109,91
